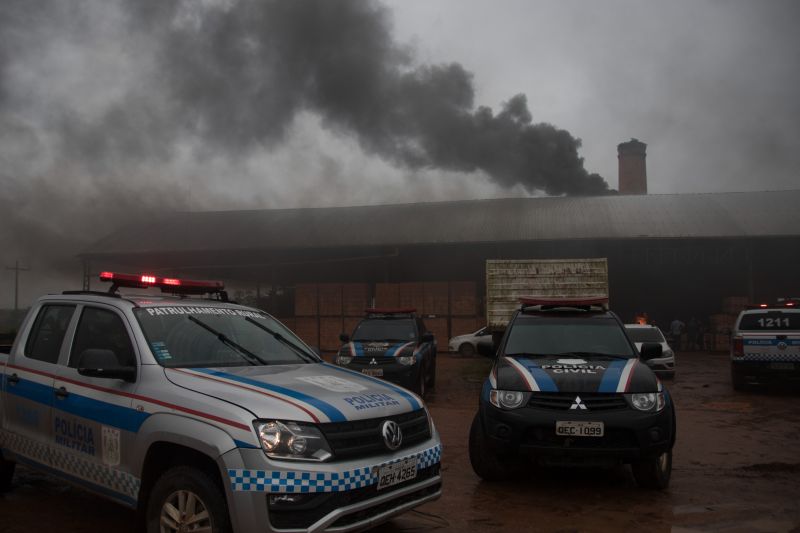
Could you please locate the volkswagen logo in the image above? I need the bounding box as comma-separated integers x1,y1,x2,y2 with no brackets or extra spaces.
381,420,403,450
777,342,788,351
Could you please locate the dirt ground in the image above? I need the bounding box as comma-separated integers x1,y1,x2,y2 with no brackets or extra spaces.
2,352,799,532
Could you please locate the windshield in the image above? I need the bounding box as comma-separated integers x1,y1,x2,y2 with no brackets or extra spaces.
505,316,635,357
134,306,317,368
352,318,416,342
625,327,665,343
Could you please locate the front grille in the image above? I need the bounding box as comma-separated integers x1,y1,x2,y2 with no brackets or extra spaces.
524,426,638,449
348,356,398,367
528,393,628,411
319,409,431,460
268,463,440,530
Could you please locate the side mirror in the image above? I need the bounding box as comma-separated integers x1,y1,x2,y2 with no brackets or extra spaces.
339,333,350,343
421,332,435,343
476,337,496,359
639,343,663,361
77,349,136,382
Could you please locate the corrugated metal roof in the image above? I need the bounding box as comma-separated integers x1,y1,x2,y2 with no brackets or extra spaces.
82,190,800,256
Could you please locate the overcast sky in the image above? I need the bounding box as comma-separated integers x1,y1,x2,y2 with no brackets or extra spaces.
1,0,798,306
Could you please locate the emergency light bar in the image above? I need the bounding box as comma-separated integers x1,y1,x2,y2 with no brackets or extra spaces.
365,308,417,315
519,297,609,308
99,271,226,297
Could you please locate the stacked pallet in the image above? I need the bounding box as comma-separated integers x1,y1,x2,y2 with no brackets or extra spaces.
707,295,748,352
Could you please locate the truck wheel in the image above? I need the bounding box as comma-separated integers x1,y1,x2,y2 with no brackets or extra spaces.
146,466,231,533
0,458,15,492
468,413,517,482
731,366,746,391
458,343,475,357
631,450,672,490
414,367,426,399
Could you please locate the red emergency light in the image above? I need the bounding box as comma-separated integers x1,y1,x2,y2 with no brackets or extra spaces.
99,271,225,297
519,296,609,308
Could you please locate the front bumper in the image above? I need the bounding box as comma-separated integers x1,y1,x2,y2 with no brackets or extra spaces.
221,436,442,533
479,400,673,466
646,356,676,375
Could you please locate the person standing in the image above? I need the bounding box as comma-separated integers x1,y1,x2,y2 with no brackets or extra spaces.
670,318,685,350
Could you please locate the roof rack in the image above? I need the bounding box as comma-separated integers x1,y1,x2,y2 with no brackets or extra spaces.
519,296,609,312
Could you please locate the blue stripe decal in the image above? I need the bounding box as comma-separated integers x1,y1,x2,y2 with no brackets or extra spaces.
194,368,347,423
13,454,138,507
519,360,558,392
597,360,627,393
6,378,149,433
353,342,364,357
234,439,259,449
322,363,422,411
481,378,491,401
55,390,150,434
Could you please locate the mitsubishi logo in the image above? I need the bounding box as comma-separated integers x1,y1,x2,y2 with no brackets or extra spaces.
369,358,378,365
570,396,587,410
381,420,403,450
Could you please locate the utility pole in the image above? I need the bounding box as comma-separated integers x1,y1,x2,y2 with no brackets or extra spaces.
6,260,30,312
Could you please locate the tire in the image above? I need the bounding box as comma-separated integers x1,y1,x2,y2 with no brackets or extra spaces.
458,343,475,357
731,366,746,391
146,466,232,533
0,458,15,492
427,355,437,390
631,449,672,490
413,366,426,399
468,413,517,482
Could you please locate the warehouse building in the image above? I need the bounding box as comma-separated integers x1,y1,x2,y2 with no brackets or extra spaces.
81,187,800,351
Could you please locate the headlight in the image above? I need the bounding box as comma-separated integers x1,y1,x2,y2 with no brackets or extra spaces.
489,389,529,410
335,355,353,365
396,356,415,366
254,420,333,461
626,392,665,412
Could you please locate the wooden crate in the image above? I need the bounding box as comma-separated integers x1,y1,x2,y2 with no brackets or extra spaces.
450,281,477,316
318,284,343,316
450,317,482,338
343,317,362,337
342,283,369,316
423,282,449,316
375,283,399,308
319,317,344,352
294,317,319,348
424,317,449,348
398,282,425,312
294,284,318,316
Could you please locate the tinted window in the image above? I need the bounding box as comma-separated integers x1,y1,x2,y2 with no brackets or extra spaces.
70,308,135,368
505,316,635,357
25,305,76,364
352,319,417,342
739,311,797,331
625,328,665,343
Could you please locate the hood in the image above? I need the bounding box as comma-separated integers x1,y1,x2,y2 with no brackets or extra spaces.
494,356,658,394
341,341,417,358
165,362,423,424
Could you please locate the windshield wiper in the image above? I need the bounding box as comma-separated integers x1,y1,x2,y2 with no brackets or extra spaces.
187,316,265,366
244,317,319,363
554,351,631,359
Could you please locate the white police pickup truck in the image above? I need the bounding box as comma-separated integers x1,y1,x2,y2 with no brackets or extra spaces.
0,272,441,533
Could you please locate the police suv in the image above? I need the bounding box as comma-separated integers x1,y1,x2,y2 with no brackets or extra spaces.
470,297,675,489
335,309,437,398
731,298,800,389
0,272,442,533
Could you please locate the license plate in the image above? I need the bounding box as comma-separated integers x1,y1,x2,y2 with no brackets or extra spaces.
769,362,795,370
362,368,383,377
555,421,604,437
377,458,417,490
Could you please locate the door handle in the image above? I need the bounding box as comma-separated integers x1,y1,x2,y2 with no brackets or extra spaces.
7,373,20,385
54,387,69,400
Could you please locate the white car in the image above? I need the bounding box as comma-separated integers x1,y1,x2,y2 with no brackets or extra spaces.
625,324,676,379
448,326,491,356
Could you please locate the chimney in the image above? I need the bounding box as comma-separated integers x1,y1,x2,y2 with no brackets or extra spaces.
617,138,647,194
